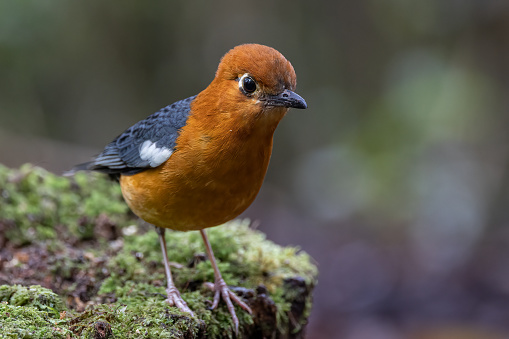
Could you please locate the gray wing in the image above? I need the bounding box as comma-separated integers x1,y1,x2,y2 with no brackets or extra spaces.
74,95,195,176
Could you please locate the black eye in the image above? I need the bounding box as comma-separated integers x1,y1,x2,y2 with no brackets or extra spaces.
241,75,257,94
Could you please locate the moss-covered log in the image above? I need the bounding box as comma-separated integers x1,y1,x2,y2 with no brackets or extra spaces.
0,164,317,338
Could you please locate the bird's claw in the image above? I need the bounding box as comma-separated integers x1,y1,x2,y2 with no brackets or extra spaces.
165,286,195,317
204,279,252,334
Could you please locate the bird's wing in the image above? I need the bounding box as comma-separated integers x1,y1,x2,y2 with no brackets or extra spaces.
81,95,196,176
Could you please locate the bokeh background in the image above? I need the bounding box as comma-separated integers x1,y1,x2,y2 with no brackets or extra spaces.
2,1,509,338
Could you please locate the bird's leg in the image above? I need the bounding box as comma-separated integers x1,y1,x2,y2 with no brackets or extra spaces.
200,229,252,333
156,226,194,316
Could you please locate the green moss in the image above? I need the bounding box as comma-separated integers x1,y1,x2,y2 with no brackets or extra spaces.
0,164,318,338
0,163,129,246
0,285,65,315
0,285,69,338
95,221,316,337
107,220,317,292
0,301,71,338
67,303,202,339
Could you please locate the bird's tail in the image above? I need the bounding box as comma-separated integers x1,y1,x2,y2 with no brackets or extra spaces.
63,161,121,181
62,162,94,177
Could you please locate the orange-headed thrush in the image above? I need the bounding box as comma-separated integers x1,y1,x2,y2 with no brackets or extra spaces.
69,44,307,332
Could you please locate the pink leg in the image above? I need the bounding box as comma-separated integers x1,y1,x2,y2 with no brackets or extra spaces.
200,229,252,334
156,227,194,316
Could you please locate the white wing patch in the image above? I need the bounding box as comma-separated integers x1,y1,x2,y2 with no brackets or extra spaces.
139,140,173,167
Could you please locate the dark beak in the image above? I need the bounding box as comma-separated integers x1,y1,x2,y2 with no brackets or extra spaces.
264,89,307,109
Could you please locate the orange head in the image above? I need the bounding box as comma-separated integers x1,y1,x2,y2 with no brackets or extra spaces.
191,44,306,134
216,44,304,100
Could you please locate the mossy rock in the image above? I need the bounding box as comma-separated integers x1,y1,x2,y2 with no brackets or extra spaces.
0,164,317,338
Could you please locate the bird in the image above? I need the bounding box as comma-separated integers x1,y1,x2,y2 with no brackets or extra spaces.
68,43,307,333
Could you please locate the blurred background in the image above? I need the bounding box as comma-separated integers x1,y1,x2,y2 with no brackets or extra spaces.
2,1,509,338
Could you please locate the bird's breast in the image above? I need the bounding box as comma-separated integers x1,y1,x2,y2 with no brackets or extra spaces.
119,124,275,231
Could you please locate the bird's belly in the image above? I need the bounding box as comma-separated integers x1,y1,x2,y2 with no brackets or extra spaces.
119,149,270,231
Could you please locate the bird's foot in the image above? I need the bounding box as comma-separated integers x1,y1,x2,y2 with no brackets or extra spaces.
204,279,252,334
165,285,195,317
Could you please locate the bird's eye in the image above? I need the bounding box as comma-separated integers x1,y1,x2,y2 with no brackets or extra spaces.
239,74,257,94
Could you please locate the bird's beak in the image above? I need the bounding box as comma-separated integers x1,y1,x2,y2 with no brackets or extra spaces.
264,89,307,109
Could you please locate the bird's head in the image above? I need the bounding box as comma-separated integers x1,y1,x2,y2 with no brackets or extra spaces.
198,44,306,126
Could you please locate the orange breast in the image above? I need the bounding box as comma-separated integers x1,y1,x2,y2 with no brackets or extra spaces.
119,111,279,231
